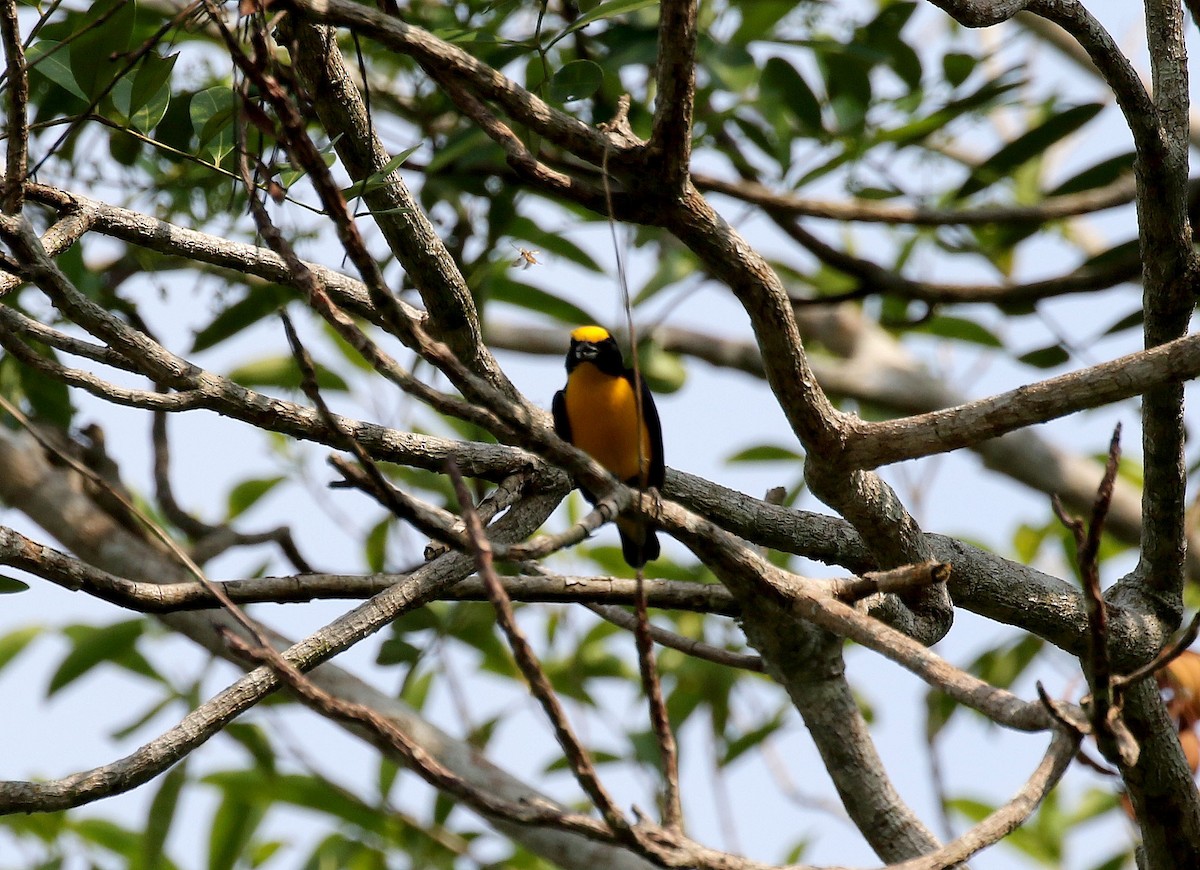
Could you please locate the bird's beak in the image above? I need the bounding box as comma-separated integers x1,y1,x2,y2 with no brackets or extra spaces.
574,342,598,361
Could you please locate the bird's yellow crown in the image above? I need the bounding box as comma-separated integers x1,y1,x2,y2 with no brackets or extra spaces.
571,325,611,343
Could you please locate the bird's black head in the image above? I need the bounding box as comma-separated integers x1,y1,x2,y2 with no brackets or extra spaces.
565,325,626,375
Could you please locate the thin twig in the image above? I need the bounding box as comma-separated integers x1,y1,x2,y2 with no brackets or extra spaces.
586,603,762,672
1113,611,1200,690
446,460,633,840
221,630,614,840
0,391,271,649
632,577,684,830
1053,424,1126,760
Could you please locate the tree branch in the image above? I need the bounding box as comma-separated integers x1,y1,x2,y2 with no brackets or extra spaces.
843,331,1200,469
286,21,517,394
0,0,28,214
281,0,640,165
647,0,697,191
694,170,1136,226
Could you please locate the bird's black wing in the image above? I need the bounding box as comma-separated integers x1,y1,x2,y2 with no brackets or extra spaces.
551,389,572,442
630,371,665,490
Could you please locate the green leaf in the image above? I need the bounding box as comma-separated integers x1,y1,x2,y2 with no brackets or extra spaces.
488,277,599,326
861,4,921,90
942,52,977,88
1081,238,1139,271
958,103,1104,198
726,444,804,463
48,619,146,697
114,52,177,133
227,355,349,392
342,143,423,200
721,711,786,766
1012,522,1051,564
1068,787,1120,824
880,74,1022,147
925,690,957,741
548,0,658,47
760,57,823,137
248,841,284,868
639,343,687,393
129,76,172,134
190,86,236,164
972,635,1044,689
424,127,496,173
365,516,390,573
207,790,266,870
1018,344,1070,368
17,353,74,427
377,636,422,667
69,0,135,99
130,53,178,117
733,0,796,44
928,634,1043,739
70,818,141,857
27,41,88,101
224,723,278,772
0,625,41,672
548,60,604,103
545,750,623,773
49,619,158,700
112,694,178,740
817,48,872,135
191,286,292,353
264,774,399,837
1047,151,1134,197
633,244,699,303
136,764,188,870
1102,307,1142,336
706,38,760,92
226,476,284,520
910,315,1003,348
0,575,32,594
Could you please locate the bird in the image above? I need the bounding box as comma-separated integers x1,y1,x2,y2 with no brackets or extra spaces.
552,325,665,567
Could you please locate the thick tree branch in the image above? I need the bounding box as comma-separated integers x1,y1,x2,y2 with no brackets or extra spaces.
843,331,1200,469
923,0,1035,27
647,0,697,191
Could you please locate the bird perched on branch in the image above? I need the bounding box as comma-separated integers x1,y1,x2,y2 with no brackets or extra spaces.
552,325,665,567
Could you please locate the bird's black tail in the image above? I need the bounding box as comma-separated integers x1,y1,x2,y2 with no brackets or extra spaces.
617,517,660,568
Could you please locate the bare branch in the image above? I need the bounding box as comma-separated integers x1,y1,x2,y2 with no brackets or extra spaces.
282,0,640,164
632,571,684,830
448,461,632,839
0,0,28,214
843,333,1200,469
694,170,1136,226
858,730,1080,870
923,0,1034,27
1113,611,1200,691
648,0,697,190
286,21,518,393
586,603,762,672
781,218,1140,305
225,627,615,839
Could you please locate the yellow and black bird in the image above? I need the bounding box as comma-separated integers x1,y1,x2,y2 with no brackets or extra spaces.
552,325,665,567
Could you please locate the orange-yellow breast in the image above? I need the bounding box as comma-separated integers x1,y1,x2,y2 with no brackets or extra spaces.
563,362,652,483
